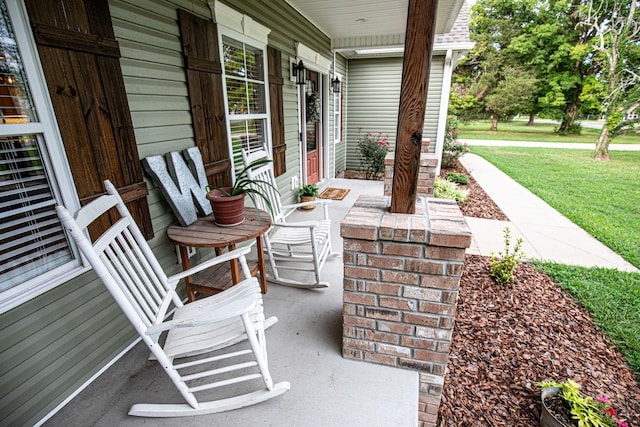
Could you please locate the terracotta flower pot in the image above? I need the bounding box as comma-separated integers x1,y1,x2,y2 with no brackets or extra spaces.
299,195,316,210
206,188,246,226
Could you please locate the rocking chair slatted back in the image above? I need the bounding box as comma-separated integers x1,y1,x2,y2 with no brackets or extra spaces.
56,180,289,416
240,147,338,289
57,181,180,332
241,149,286,223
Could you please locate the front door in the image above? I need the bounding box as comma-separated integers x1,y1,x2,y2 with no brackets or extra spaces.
305,70,321,184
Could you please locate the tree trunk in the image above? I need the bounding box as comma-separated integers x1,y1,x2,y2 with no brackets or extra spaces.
558,100,579,132
594,124,610,161
527,114,535,126
490,114,499,131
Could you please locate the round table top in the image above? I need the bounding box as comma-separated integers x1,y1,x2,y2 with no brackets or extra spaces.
167,209,271,248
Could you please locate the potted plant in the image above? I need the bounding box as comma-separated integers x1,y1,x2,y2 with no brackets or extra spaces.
538,380,628,427
298,183,318,210
206,158,277,226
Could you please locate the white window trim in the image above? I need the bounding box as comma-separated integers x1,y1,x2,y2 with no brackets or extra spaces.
296,42,332,74
333,72,343,144
209,0,271,45
217,26,273,172
1,1,84,314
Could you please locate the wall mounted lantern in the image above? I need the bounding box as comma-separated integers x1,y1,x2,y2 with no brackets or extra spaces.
331,76,341,93
292,60,306,85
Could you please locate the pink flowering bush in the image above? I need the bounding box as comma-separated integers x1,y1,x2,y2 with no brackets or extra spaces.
441,116,468,168
355,127,392,180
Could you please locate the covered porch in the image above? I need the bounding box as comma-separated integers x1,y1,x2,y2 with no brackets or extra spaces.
45,178,424,426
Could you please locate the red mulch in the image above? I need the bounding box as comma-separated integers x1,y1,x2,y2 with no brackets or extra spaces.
440,162,509,221
436,161,640,426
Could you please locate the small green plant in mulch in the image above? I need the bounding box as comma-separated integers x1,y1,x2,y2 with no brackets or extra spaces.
490,227,525,285
434,177,469,203
446,172,469,185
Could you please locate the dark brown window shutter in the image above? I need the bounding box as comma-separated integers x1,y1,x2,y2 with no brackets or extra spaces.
267,46,286,177
178,10,231,188
24,0,154,239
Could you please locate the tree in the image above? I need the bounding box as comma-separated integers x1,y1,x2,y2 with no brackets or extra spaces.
454,0,597,132
582,0,640,160
484,65,538,130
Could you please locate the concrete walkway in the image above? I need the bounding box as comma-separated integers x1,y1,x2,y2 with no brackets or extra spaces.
460,153,638,272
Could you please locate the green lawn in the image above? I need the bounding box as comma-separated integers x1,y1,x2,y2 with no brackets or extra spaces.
459,119,640,144
469,146,640,377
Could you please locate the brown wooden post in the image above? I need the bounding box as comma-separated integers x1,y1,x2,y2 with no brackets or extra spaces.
391,0,439,214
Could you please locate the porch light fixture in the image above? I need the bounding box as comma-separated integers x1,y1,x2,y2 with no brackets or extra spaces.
331,76,341,93
292,60,306,85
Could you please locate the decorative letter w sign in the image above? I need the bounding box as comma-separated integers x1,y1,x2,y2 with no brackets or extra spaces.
141,147,212,226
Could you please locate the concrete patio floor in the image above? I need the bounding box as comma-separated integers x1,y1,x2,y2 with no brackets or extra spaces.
45,178,420,427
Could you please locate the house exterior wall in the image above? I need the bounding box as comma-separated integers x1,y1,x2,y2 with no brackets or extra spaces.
0,1,331,426
344,55,444,172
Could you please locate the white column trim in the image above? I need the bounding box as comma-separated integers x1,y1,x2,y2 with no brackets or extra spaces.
435,49,453,175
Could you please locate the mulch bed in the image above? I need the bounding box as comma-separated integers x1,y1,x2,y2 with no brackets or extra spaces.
436,160,640,426
437,256,640,426
440,162,509,221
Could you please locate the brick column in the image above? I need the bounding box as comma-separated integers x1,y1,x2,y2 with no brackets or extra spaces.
341,195,471,427
384,139,438,198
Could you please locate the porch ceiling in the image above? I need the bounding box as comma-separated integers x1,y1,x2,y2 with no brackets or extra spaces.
285,0,465,57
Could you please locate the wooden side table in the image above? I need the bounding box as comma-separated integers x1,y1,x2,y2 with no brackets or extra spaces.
167,209,271,301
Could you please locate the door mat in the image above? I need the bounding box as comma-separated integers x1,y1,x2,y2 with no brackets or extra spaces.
319,187,350,201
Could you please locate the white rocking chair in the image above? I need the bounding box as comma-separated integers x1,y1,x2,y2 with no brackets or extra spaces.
242,148,338,289
55,180,289,417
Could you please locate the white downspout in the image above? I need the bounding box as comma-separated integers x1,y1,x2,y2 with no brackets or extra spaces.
435,49,453,175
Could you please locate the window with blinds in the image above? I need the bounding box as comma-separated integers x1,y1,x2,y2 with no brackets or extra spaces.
0,135,72,291
222,34,270,168
0,0,78,308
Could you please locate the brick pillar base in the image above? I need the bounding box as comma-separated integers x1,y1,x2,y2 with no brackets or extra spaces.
341,195,471,427
384,139,438,198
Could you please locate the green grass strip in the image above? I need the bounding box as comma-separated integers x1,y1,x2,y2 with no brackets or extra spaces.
534,262,640,376
470,147,640,268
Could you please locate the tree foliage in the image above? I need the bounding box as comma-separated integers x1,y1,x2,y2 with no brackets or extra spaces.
452,0,640,156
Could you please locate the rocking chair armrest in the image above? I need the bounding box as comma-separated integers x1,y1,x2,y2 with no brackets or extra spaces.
271,220,320,229
145,293,258,336
167,246,252,283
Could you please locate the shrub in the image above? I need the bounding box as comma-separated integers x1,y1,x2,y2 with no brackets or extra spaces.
490,227,525,285
356,127,392,180
434,177,469,203
446,172,469,185
555,122,582,135
441,116,468,168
